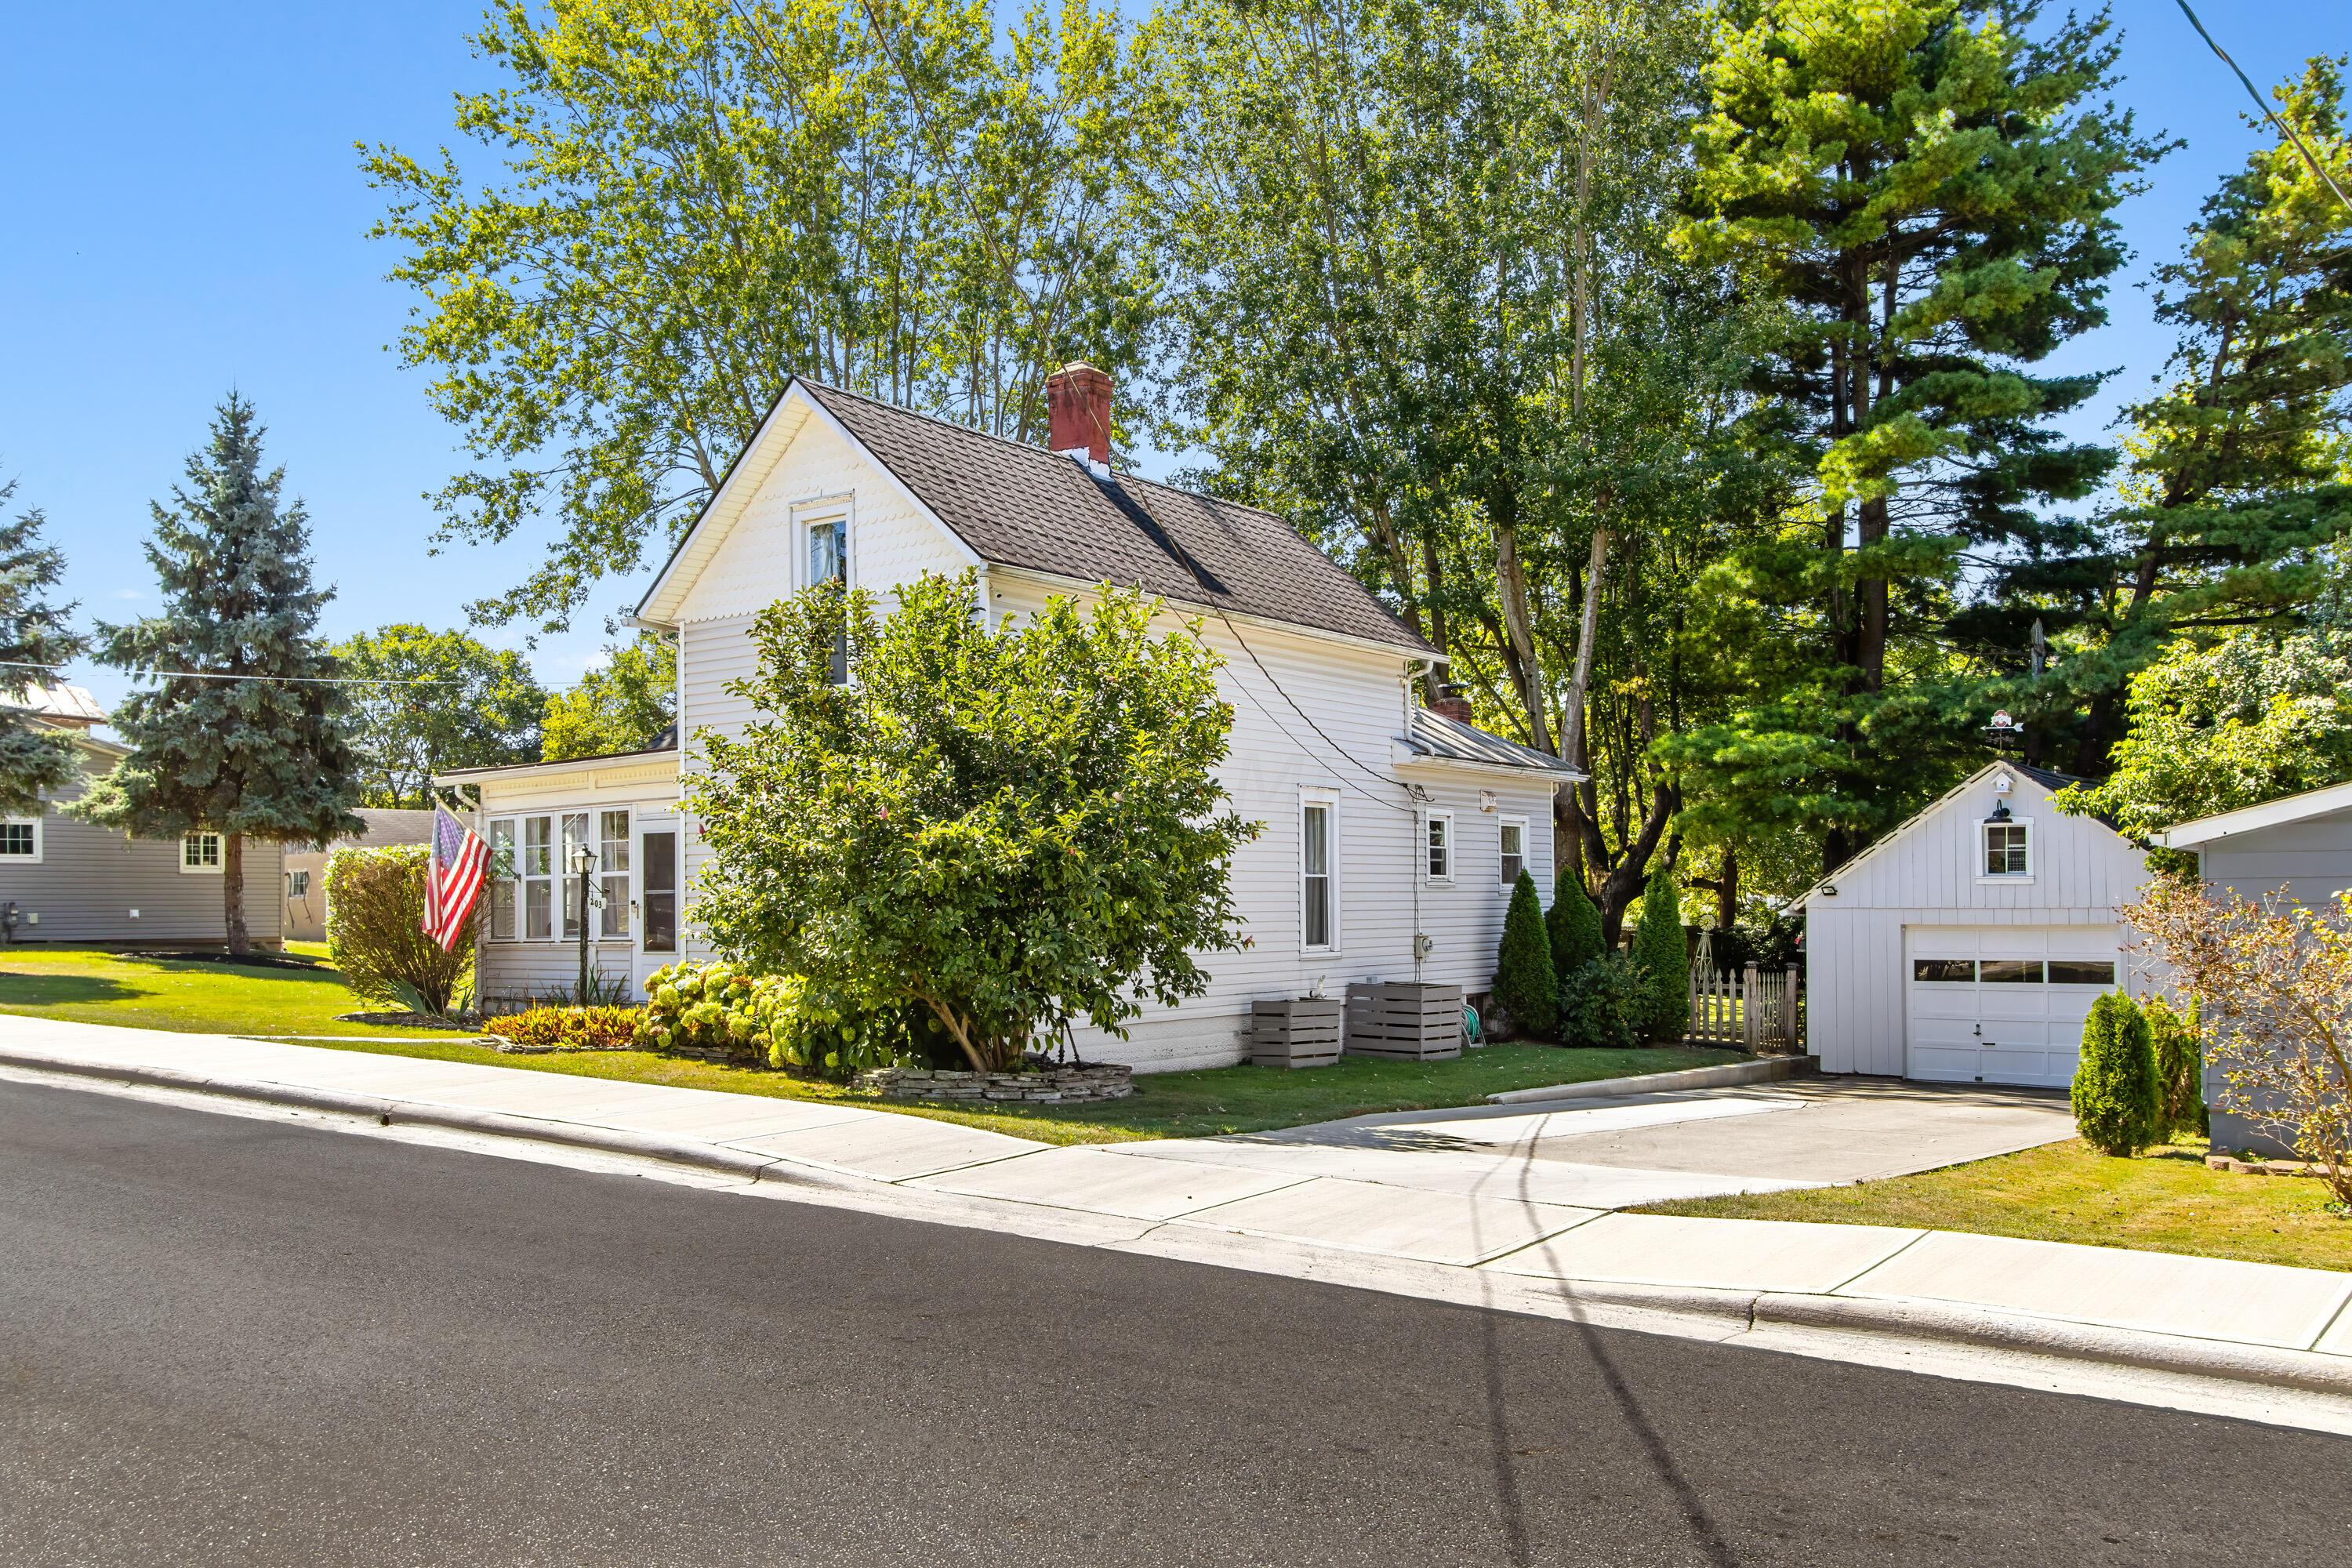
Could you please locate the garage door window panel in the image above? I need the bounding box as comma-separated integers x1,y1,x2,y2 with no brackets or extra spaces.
1980,960,2045,984
2049,960,2115,985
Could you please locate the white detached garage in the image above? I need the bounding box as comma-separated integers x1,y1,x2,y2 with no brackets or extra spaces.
1796,762,2153,1087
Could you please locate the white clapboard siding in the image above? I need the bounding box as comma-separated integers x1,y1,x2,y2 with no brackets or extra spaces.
1800,765,2151,1076
2196,811,2352,911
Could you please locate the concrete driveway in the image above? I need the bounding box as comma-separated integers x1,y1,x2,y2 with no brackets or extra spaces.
1102,1077,2078,1210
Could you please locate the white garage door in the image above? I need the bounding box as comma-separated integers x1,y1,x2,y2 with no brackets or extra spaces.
1906,925,2123,1087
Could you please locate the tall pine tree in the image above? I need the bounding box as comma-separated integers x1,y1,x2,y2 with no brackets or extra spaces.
74,397,361,953
0,476,87,814
2058,56,2352,771
1676,0,2159,869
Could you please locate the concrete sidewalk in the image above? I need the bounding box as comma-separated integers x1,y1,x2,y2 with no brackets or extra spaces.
6,1015,2350,1417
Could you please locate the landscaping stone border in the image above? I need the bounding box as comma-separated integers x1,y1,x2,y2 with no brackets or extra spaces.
857,1064,1134,1104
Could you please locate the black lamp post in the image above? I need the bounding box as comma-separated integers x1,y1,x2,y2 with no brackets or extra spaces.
568,840,597,1000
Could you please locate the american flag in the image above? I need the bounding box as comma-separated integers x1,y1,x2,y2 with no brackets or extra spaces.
423,805,490,952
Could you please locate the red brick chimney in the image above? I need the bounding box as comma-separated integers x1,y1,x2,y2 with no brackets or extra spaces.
1046,361,1113,467
1427,684,1474,724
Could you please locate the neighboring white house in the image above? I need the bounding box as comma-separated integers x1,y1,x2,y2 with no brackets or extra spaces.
2156,780,2352,1156
1795,761,2154,1087
437,366,1578,1070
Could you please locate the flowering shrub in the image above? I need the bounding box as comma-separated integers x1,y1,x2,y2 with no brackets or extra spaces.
484,1004,641,1051
634,960,916,1080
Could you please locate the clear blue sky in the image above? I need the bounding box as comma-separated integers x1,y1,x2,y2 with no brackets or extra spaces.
4,1,2345,719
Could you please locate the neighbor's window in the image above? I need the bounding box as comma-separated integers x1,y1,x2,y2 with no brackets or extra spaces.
1982,819,2031,876
285,869,310,899
0,818,38,862
181,832,222,873
1497,817,1526,886
1425,811,1454,881
1301,796,1335,951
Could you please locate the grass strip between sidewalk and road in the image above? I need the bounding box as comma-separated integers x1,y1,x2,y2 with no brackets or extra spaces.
1639,1136,2352,1273
0,945,1740,1145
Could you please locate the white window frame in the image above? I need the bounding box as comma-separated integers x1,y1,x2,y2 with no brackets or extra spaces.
1423,809,1454,884
180,831,223,874
796,496,854,686
1497,815,1527,888
595,806,633,942
1978,817,2034,884
1301,787,1339,954
487,817,520,942
0,815,42,864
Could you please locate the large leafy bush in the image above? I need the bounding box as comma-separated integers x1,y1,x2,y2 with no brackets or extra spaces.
2071,991,2162,1156
325,844,477,1017
1490,872,1558,1038
634,960,919,1080
1559,953,1643,1050
686,573,1258,1072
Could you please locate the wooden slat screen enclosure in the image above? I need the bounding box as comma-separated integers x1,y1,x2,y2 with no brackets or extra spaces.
1250,996,1345,1069
1687,961,1804,1054
1343,982,1465,1061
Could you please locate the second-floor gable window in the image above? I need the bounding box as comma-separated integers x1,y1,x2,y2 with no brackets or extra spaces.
808,515,848,684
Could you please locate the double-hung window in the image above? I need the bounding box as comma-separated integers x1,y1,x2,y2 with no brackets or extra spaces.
1497,817,1526,886
560,812,592,939
181,832,222,873
0,817,40,863
1301,790,1337,952
805,507,849,684
1424,811,1454,883
521,816,555,938
597,809,631,938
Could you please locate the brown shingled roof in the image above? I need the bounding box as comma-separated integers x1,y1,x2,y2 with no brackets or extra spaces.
799,380,1430,654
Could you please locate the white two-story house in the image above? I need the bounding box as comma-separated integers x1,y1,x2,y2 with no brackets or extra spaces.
437,365,1579,1071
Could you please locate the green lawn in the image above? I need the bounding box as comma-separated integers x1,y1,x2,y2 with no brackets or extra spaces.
1640,1136,2352,1272
0,945,441,1038
0,945,1737,1144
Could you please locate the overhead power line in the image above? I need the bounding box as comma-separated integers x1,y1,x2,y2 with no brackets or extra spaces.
0,659,456,688
2172,0,2352,214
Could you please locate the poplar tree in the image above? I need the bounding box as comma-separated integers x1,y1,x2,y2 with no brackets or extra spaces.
0,478,86,814
74,397,362,953
1678,0,2158,869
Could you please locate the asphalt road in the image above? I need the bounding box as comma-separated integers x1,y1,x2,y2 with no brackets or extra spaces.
2,1080,2344,1567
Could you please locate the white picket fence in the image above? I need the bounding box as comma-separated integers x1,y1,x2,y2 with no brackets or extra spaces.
1688,960,1803,1054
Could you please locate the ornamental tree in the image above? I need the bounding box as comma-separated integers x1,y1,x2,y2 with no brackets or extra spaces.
0,476,86,813
2130,876,2352,1203
71,396,363,953
685,572,1258,1073
333,623,545,806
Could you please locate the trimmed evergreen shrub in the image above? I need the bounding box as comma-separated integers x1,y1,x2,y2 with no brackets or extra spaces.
1559,953,1642,1049
1490,871,1559,1038
2143,993,2207,1139
2071,992,2163,1156
325,844,477,1018
1629,869,1690,1043
1547,877,1605,983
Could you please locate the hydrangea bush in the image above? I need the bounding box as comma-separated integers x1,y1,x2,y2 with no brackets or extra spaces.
634,959,917,1080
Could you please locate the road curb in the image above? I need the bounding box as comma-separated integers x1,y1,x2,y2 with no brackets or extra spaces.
11,1047,2349,1406
1522,1278,2352,1398
1486,1054,1820,1105
0,1049,859,1192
